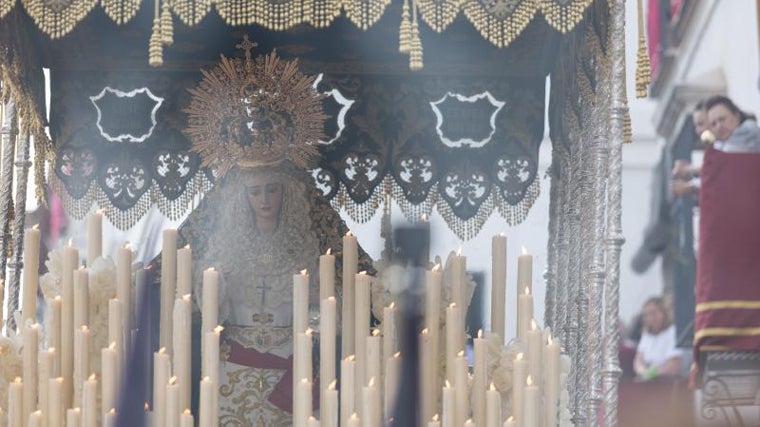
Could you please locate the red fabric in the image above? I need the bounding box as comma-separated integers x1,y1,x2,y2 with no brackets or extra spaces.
227,339,320,413
693,149,760,378
647,0,662,76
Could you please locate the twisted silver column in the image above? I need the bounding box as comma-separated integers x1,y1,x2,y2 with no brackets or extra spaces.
567,136,585,426
603,0,627,425
0,99,17,327
544,157,560,331
7,126,31,332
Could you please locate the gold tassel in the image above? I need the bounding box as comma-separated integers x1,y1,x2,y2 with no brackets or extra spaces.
399,0,411,53
161,0,174,46
149,0,163,67
409,0,423,70
635,0,650,98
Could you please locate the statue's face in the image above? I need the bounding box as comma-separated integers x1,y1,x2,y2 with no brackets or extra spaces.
246,174,284,224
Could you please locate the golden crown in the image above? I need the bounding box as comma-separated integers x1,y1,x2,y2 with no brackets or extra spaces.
184,35,327,177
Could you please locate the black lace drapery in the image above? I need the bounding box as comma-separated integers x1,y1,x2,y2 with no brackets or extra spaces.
49,68,544,239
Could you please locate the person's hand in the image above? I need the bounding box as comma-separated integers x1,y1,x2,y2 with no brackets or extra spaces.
670,180,698,197
672,160,694,180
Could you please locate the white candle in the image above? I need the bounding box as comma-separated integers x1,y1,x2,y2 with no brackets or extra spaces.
38,347,55,425
108,298,123,372
544,332,561,427
424,266,442,418
294,329,313,422
66,408,81,427
342,232,358,359
28,410,43,427
166,377,179,427
160,229,178,353
354,271,371,403
73,326,90,408
202,327,221,383
73,268,89,329
102,343,118,415
320,248,336,301
61,243,78,410
153,349,170,427
294,378,312,427
176,246,192,298
22,225,41,326
517,247,532,299
523,376,539,427
116,243,132,348
103,409,117,427
384,352,401,423
173,295,192,413
526,320,543,393
419,328,433,423
9,377,23,427
49,377,63,427
445,303,461,384
46,296,62,358
199,376,214,427
86,211,102,265
323,380,338,427
201,268,218,335
442,381,454,427
320,296,337,420
517,287,533,342
491,234,507,342
340,356,356,427
362,377,380,427
294,270,309,334
473,330,487,427
382,303,397,364
451,251,466,337
23,322,39,422
179,410,193,427
428,414,441,427
365,330,381,390
454,352,469,427
82,375,97,427
512,353,526,425
487,383,501,427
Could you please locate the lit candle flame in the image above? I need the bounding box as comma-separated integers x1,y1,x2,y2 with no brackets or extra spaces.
108,408,116,414
477,329,483,339
389,301,395,309
144,402,150,411
350,413,359,421
300,269,308,275
516,352,524,361
489,382,496,391
432,264,441,272
214,325,225,334
184,244,190,249
305,328,313,336
326,248,332,255
421,328,429,335
32,224,39,230
300,378,309,384
507,416,515,422
81,325,89,332
368,377,375,387
449,302,457,309
328,379,337,390
346,231,354,237
525,286,530,296
531,319,538,331
205,267,216,273
420,213,428,222
457,350,464,357
68,238,73,246
182,294,191,302
359,271,367,275
88,373,97,381
521,246,528,255
108,341,117,350
158,347,166,354
168,376,178,385
327,296,336,302
346,355,355,361
124,242,132,250
526,375,533,386
548,333,554,345
13,376,21,383
393,351,401,358
432,414,439,422
457,246,462,256
372,329,380,337
444,380,451,388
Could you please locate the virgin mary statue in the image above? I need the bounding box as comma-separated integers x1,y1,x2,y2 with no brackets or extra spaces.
159,37,374,426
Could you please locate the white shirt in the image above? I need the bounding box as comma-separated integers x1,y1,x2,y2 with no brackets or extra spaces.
637,324,682,368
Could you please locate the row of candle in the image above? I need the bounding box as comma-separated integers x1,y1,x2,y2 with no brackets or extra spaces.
11,211,224,427
290,231,560,427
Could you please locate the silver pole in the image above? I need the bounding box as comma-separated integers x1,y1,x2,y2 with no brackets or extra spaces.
7,125,31,332
603,0,627,425
0,98,17,328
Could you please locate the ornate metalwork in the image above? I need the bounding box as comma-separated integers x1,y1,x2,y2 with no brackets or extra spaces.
0,99,17,328
8,126,30,332
603,1,626,426
543,157,560,331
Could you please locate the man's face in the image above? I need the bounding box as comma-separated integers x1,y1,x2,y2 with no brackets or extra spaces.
692,109,708,137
